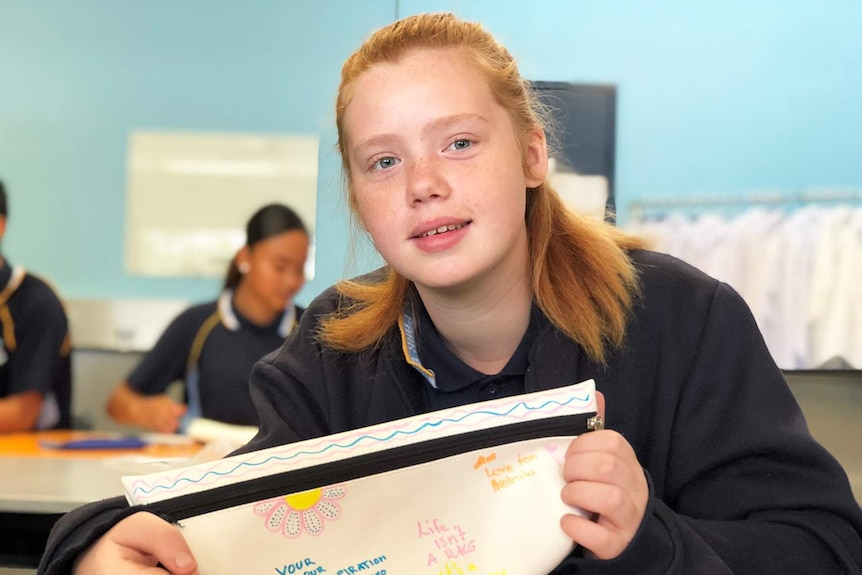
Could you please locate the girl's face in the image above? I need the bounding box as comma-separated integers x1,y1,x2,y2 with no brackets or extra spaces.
342,48,547,296
239,229,308,314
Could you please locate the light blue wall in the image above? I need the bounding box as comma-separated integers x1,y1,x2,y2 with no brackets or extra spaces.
2,1,860,303
402,0,862,215
0,1,393,302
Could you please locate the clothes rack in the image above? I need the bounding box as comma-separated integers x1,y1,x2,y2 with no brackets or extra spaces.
629,187,862,222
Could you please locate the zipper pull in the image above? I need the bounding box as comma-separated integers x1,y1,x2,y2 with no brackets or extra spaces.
587,414,604,431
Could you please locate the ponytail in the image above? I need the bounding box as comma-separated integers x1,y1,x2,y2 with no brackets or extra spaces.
223,260,243,291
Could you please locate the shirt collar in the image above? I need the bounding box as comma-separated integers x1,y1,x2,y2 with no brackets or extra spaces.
217,290,296,337
398,295,541,392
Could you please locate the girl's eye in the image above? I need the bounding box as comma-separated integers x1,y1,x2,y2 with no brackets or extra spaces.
449,139,472,151
372,156,400,170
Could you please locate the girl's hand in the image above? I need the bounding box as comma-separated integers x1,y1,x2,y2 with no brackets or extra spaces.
74,512,198,575
137,395,187,433
560,392,648,559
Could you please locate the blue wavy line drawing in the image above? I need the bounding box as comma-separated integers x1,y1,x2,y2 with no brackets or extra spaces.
131,392,591,498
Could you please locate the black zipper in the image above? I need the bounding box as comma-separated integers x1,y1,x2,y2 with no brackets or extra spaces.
147,412,601,521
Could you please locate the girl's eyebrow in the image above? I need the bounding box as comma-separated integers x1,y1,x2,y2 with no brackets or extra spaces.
423,112,489,135
352,113,489,155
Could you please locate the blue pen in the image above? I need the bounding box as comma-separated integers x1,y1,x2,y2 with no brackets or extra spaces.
40,437,149,450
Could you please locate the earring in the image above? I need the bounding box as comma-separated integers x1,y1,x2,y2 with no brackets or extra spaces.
238,262,251,274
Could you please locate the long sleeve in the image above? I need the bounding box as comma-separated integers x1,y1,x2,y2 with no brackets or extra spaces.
37,497,134,575
549,253,862,573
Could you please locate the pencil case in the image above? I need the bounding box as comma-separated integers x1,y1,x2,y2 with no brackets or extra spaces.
122,379,602,575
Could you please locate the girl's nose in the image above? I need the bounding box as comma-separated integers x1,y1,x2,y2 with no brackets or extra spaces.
405,156,450,204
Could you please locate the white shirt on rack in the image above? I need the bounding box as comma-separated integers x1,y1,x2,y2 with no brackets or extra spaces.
808,207,854,368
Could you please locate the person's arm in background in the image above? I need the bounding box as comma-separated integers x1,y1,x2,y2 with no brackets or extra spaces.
106,306,204,433
106,381,186,433
0,390,43,432
0,278,68,432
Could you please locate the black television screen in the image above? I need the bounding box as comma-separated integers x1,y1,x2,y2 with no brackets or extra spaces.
531,82,617,220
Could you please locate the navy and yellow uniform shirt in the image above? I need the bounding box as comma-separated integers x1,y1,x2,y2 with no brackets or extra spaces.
0,260,72,429
127,291,301,427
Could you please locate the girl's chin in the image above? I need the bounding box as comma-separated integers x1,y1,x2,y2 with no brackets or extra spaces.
410,272,475,292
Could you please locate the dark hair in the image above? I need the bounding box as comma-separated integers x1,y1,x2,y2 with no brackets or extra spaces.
223,203,308,290
0,180,7,217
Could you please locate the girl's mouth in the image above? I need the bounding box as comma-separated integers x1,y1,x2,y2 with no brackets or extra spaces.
418,222,468,238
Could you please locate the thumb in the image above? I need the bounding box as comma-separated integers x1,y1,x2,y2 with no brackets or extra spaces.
595,390,606,419
110,512,199,574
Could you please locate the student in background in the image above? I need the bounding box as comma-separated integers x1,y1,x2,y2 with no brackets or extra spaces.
40,13,862,575
107,203,309,433
0,180,72,432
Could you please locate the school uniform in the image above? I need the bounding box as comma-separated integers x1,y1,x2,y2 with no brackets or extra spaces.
126,290,302,428
0,260,71,430
37,250,862,574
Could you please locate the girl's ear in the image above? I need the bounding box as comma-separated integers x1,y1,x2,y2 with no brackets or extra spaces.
236,245,252,274
523,125,549,188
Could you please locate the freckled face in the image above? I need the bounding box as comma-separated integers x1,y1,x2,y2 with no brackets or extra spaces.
342,48,546,295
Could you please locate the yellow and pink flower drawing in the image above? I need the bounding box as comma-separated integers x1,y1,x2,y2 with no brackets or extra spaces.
253,485,346,537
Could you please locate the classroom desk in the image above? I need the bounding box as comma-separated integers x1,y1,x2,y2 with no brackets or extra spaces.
0,431,202,569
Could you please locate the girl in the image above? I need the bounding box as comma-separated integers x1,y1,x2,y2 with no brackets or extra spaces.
40,13,862,575
106,203,309,432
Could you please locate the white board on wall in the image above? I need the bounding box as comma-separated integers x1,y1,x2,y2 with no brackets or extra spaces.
125,130,318,279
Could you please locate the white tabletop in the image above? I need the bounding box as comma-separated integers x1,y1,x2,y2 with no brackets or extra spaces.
0,452,206,514
0,457,137,514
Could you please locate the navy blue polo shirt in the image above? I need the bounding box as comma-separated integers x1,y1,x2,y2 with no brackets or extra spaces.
409,299,540,410
0,260,72,429
128,297,300,427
